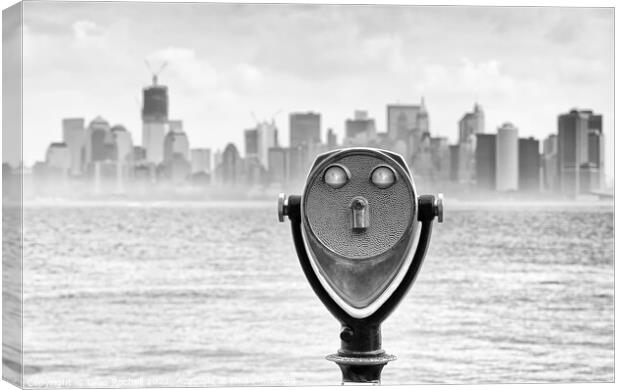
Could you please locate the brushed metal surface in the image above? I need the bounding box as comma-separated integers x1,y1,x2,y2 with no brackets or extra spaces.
304,153,414,259
300,148,420,317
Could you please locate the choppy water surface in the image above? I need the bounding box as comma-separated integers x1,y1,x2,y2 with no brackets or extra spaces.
19,202,613,386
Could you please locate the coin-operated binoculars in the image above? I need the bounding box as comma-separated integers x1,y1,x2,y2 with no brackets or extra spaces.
278,147,443,384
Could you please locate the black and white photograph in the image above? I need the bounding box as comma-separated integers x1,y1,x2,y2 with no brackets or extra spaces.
1,0,615,388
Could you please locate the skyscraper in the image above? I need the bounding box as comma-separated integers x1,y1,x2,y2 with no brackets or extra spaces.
133,146,147,163
496,122,518,191
416,99,429,135
386,98,429,162
475,133,496,190
220,143,242,185
542,134,558,191
290,112,321,148
287,145,303,182
142,77,168,164
345,111,376,144
268,147,287,184
457,103,484,185
86,116,111,164
244,128,258,158
62,118,84,176
326,128,338,150
458,103,485,143
587,114,605,188
557,109,603,196
111,125,133,163
449,144,460,182
163,120,189,162
191,148,211,174
45,142,70,174
429,136,449,182
518,137,540,192
256,121,278,170
109,125,133,191
387,100,426,142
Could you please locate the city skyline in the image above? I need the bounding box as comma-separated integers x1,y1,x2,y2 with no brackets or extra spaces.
9,2,613,180
23,84,607,199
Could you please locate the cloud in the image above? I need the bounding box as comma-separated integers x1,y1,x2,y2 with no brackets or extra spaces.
544,15,581,45
361,34,407,74
459,58,516,93
553,58,608,84
146,47,268,96
18,3,614,173
72,19,106,45
417,58,517,97
234,63,263,85
147,47,219,90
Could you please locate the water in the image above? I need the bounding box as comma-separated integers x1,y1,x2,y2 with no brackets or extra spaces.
13,202,614,386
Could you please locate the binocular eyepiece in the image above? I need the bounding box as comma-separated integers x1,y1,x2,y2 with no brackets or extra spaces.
278,147,443,384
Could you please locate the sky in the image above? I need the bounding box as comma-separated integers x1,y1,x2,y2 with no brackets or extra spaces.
14,2,614,178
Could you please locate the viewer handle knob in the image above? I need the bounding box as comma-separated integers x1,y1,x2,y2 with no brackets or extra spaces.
278,193,289,222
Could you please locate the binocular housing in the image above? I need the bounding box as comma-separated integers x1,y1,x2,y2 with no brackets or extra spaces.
278,147,443,383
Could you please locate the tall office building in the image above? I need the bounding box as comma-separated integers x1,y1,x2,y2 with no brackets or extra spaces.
86,116,111,164
287,146,303,182
244,128,259,158
109,125,133,190
302,141,328,170
449,144,460,182
429,136,450,182
164,154,191,183
268,147,288,184
542,134,558,191
111,125,133,163
413,132,433,178
326,128,338,150
458,103,485,144
142,76,168,164
133,146,147,163
475,133,496,190
45,142,71,174
587,114,605,189
91,128,107,162
345,111,376,144
416,99,429,134
456,103,484,185
163,120,190,162
256,121,278,170
191,148,211,174
387,98,427,142
557,109,603,196
104,143,118,162
90,117,113,163
518,137,540,191
62,118,85,175
290,112,321,148
245,156,264,185
496,122,518,191
220,143,243,185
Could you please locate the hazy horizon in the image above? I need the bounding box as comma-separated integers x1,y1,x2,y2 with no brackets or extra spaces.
7,2,614,182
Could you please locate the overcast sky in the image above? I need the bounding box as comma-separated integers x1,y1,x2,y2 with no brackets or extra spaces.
18,2,614,176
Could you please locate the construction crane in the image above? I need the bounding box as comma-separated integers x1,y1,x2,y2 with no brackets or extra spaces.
250,109,283,128
144,59,168,86
250,111,259,124
271,109,283,123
